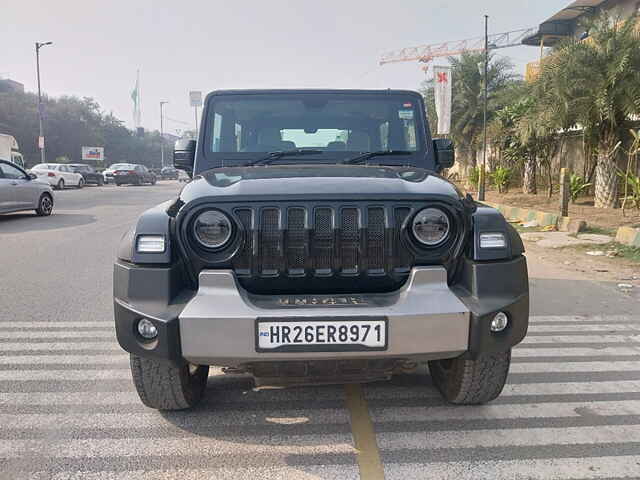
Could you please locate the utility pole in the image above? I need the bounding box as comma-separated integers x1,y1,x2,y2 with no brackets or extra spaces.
35,41,53,164
478,15,489,202
160,101,168,168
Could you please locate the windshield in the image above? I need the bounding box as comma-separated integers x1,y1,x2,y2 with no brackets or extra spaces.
109,164,131,170
201,92,428,170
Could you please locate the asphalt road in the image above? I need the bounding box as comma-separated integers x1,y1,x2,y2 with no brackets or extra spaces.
1,182,639,479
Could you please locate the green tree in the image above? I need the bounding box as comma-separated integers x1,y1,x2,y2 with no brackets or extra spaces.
532,13,640,208
421,53,520,173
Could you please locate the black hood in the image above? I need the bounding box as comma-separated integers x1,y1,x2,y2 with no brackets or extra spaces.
178,164,463,204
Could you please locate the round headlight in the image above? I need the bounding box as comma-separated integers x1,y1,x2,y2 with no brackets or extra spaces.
193,210,233,249
412,208,450,246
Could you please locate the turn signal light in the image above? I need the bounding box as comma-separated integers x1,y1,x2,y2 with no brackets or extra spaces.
136,235,166,253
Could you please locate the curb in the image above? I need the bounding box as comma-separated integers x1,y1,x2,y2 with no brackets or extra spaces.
615,227,640,247
485,202,640,248
484,202,561,229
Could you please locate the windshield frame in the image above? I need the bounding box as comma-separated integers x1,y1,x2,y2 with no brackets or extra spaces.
195,90,435,174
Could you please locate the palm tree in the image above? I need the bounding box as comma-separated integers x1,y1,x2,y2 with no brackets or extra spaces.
422,52,520,172
533,13,640,208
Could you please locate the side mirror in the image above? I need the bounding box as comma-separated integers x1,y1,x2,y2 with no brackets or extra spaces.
28,173,37,180
433,138,455,171
174,139,196,174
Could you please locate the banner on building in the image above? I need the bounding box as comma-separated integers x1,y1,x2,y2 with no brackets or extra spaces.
433,65,452,135
82,146,104,162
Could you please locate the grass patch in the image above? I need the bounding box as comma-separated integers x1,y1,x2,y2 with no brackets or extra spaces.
582,225,616,236
562,241,640,263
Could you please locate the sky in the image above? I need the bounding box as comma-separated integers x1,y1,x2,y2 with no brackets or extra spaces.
3,0,562,134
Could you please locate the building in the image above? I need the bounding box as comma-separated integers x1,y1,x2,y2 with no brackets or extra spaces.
0,78,25,94
522,0,640,81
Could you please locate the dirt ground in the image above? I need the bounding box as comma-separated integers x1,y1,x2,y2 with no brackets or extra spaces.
523,235,639,285
474,189,640,231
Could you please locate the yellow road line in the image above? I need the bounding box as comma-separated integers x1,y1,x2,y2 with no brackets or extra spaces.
345,383,385,480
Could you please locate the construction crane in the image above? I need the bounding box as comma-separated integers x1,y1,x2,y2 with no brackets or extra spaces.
379,27,536,71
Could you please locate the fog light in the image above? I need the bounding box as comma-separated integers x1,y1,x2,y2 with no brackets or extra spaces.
137,318,158,339
490,312,509,333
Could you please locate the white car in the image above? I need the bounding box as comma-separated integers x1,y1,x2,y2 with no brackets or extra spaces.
30,163,85,190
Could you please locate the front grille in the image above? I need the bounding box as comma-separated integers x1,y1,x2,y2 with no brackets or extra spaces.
232,204,413,280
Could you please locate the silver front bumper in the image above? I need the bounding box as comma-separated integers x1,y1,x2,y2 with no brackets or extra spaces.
179,267,470,366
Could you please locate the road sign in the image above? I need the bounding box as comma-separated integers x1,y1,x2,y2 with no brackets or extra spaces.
82,146,104,161
38,136,44,149
189,91,203,107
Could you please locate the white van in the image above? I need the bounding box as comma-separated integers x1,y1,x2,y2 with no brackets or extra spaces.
0,134,25,169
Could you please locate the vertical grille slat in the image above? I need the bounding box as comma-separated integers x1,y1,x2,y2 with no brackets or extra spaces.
394,207,413,273
233,208,253,276
340,207,360,274
313,207,334,275
260,208,282,276
366,207,386,274
285,207,307,275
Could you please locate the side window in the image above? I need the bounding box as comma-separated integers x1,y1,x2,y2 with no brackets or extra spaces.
212,112,223,152
59,165,67,173
379,122,389,150
235,122,243,151
403,117,417,150
1,163,26,180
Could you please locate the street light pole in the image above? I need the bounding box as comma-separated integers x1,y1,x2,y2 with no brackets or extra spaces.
160,101,168,168
478,15,489,202
35,41,52,164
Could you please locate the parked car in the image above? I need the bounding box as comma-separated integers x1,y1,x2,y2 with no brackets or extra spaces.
69,164,104,186
178,170,191,183
160,167,179,180
30,163,84,190
103,163,133,184
114,164,157,186
114,89,529,411
0,160,54,216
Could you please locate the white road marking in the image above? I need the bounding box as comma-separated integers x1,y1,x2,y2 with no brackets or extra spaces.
384,456,640,480
377,425,640,450
509,361,640,373
370,400,640,422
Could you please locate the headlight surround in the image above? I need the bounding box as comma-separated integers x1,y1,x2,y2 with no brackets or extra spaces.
193,210,233,249
411,207,451,246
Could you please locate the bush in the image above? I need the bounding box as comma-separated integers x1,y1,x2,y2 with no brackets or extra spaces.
569,174,591,203
490,167,512,193
468,166,480,187
618,170,640,210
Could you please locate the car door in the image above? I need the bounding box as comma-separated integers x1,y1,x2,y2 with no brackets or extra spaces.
58,165,74,184
0,163,15,212
0,162,35,210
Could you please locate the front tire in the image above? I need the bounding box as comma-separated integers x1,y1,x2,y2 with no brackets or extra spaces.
35,194,54,216
129,355,209,410
429,350,511,405
77,178,84,189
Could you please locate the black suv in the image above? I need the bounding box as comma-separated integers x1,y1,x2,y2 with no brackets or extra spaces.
113,164,156,186
69,164,104,185
114,89,528,410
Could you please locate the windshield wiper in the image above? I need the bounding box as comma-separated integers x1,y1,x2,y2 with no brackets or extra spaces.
247,149,323,166
343,150,412,165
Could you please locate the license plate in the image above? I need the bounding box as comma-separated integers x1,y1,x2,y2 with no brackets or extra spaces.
256,317,387,352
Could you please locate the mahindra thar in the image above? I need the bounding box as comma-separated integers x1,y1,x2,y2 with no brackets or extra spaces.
114,89,528,410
